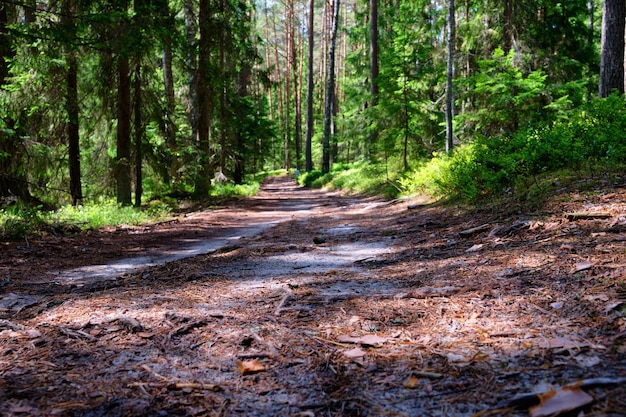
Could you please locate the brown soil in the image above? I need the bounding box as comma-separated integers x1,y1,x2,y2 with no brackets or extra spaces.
1,176,625,416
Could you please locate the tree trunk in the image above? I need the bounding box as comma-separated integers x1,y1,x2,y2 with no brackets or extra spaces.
305,0,315,172
599,0,625,97
160,0,178,186
194,0,212,198
63,0,82,206
503,0,513,54
234,64,250,184
115,0,132,206
134,63,143,207
445,0,455,154
0,4,10,87
322,0,340,174
184,0,199,163
283,0,292,170
116,52,132,206
287,0,302,170
368,0,379,157
218,0,227,176
270,5,285,168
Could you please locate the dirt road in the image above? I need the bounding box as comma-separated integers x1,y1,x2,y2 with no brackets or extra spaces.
1,176,625,416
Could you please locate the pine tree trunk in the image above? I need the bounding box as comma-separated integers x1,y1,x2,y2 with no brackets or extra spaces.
116,53,132,206
0,3,29,202
184,0,199,161
599,0,625,97
134,64,143,207
234,64,250,184
63,0,82,206
194,0,212,198
115,0,132,206
270,7,285,168
503,0,513,54
160,0,178,185
368,0,379,157
445,0,455,154
218,0,227,176
305,0,315,172
322,0,340,174
288,0,302,170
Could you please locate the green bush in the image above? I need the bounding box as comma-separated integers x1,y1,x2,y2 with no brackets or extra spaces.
402,94,626,203
300,170,331,187
0,206,44,239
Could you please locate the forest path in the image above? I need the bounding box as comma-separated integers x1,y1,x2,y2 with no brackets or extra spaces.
1,176,382,293
1,176,626,416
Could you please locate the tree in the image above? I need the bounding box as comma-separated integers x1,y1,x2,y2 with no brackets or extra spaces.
193,0,213,198
305,0,315,172
158,0,179,186
445,0,455,154
599,0,625,97
368,0,379,157
322,0,340,174
0,3,25,202
115,0,133,206
62,0,83,206
287,0,302,170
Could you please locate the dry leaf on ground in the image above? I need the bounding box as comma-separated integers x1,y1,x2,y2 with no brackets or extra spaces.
342,347,367,359
529,386,593,417
336,334,387,346
403,376,419,389
573,262,594,272
236,359,266,374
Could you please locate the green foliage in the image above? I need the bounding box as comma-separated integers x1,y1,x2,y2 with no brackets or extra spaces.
51,200,164,230
300,162,401,199
210,182,259,198
457,48,585,138
300,170,332,188
401,95,626,203
0,205,45,239
330,163,401,199
0,199,166,240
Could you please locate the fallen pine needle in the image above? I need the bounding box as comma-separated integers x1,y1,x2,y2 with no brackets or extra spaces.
128,382,222,392
309,335,351,348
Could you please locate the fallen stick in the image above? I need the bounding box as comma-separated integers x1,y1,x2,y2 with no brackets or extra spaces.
273,290,293,316
501,377,626,409
564,211,611,220
459,224,491,236
128,382,222,392
250,332,280,357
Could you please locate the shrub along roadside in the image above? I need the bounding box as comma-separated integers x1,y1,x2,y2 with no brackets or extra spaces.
304,95,625,206
299,162,402,199
402,94,626,203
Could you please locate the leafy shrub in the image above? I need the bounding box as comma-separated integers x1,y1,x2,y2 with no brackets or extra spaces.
402,94,626,203
0,206,44,239
210,182,259,198
300,170,330,187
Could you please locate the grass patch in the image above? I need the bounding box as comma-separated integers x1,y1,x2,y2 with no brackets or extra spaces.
299,162,403,199
0,171,276,240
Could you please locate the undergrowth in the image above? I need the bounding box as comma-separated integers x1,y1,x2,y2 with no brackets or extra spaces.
303,95,626,208
299,162,401,199
0,172,277,240
401,94,626,203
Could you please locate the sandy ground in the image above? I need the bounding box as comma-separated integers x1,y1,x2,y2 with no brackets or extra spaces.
1,175,625,416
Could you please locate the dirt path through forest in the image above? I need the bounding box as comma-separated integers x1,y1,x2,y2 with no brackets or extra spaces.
1,176,625,416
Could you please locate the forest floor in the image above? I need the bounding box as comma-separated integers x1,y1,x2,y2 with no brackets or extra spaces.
1,175,626,417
